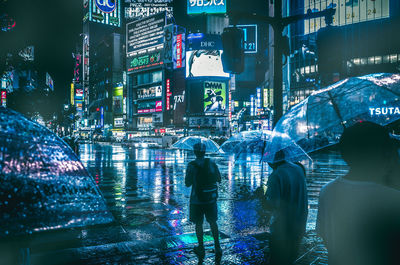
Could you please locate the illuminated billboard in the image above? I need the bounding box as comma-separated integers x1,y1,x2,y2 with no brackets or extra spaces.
304,0,389,34
125,0,173,21
204,81,227,113
127,49,163,72
113,86,123,115
126,12,166,55
187,0,227,14
186,50,229,78
88,0,121,27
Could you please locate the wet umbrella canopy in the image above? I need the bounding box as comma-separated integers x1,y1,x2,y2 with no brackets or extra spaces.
274,73,400,153
0,107,113,238
220,130,272,155
262,131,311,163
172,136,223,154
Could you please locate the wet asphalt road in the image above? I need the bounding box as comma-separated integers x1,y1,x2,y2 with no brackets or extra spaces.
30,143,349,265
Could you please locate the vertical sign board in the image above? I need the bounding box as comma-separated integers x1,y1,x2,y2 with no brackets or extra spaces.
163,24,174,64
236,25,257,53
1,90,6,107
187,0,227,14
256,87,261,115
46,73,54,91
166,79,171,110
173,33,185,69
100,106,104,127
89,0,121,27
71,83,75,106
304,0,389,34
250,95,255,116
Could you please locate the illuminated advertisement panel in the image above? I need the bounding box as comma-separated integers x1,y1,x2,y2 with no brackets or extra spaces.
1,90,6,107
89,0,121,27
127,49,163,72
125,0,173,21
187,0,227,14
71,83,75,106
126,12,166,55
204,81,227,113
304,0,389,34
186,50,228,78
113,86,123,115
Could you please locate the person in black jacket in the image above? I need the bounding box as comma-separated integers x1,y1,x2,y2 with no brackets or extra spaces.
185,142,222,261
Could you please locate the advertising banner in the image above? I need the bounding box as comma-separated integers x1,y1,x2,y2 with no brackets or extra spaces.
304,0,389,34
155,100,163,112
127,49,163,72
113,86,123,115
125,0,173,21
89,0,121,27
166,79,171,110
173,33,185,69
1,90,6,107
126,12,166,55
204,81,227,113
187,0,227,14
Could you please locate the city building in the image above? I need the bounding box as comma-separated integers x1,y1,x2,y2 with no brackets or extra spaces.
82,0,125,134
285,0,400,106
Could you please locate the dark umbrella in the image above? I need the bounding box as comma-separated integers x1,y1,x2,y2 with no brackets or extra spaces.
0,107,113,238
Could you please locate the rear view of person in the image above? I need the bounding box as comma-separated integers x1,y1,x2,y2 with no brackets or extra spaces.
316,122,400,265
256,150,308,265
185,142,222,261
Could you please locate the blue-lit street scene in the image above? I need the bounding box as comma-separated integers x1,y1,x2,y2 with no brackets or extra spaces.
1,0,400,264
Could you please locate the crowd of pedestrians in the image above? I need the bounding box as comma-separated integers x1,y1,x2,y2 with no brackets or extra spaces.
185,122,400,264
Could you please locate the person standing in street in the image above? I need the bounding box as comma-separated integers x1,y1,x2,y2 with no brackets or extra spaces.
256,150,308,265
316,122,400,265
185,142,222,261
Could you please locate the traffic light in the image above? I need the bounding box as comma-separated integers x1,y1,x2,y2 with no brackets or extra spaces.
221,27,245,74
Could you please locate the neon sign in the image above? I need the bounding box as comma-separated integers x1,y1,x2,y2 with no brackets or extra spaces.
187,0,226,14
369,107,400,116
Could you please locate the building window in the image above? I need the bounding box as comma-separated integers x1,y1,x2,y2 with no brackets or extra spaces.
390,54,398,63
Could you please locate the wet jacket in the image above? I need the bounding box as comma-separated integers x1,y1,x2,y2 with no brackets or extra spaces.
266,161,308,237
185,157,221,205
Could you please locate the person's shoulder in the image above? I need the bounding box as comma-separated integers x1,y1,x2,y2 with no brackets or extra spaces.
320,177,343,197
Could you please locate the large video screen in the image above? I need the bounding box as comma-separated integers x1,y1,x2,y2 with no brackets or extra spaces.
304,0,389,34
186,50,229,78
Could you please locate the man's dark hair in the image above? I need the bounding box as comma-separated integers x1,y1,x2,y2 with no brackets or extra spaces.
193,142,206,158
339,121,392,167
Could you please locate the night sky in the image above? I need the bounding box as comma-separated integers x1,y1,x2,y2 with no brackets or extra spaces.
1,0,82,103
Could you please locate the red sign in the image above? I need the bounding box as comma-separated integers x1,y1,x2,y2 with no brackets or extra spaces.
1,91,6,99
1,90,6,107
155,101,162,112
159,129,166,134
176,34,183,68
166,79,171,110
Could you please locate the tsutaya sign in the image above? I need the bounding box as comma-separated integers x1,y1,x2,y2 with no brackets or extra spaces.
369,107,400,116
